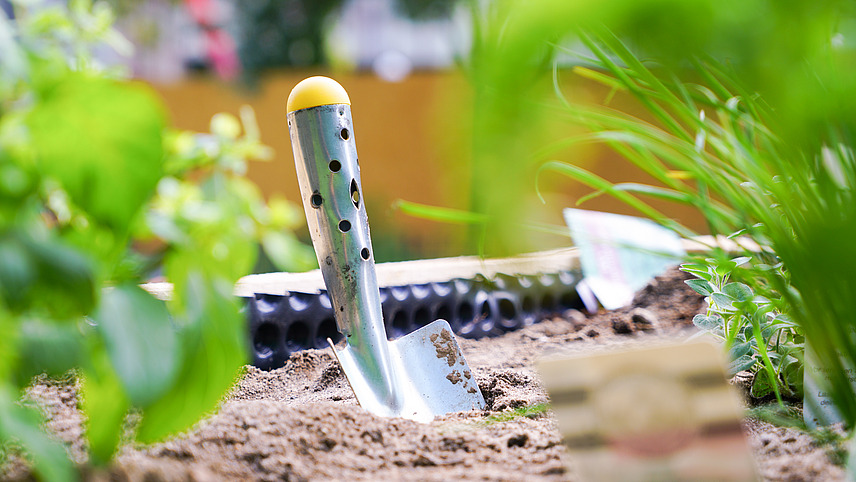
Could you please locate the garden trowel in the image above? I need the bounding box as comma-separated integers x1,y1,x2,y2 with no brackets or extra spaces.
286,76,485,422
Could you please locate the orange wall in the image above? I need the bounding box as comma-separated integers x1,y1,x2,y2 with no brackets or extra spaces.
151,71,706,261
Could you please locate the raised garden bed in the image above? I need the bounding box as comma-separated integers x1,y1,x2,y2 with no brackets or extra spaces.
4,268,843,481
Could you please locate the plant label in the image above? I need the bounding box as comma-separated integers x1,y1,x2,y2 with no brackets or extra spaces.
539,340,757,481
804,342,856,428
563,208,685,310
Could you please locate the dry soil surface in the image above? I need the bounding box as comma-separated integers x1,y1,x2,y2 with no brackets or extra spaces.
4,268,847,481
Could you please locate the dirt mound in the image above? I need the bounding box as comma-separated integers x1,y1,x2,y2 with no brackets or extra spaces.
112,402,568,481
4,267,845,481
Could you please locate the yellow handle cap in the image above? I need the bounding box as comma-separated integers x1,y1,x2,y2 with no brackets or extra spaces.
287,76,351,113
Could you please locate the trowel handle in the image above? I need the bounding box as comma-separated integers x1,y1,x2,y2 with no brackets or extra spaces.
286,77,385,342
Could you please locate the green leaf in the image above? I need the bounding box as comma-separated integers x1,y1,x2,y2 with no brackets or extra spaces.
0,235,36,310
750,315,784,405
261,230,317,272
723,282,753,303
609,183,693,204
577,181,694,206
770,313,798,329
751,370,774,398
393,199,488,225
692,313,721,331
81,343,129,466
714,260,738,276
28,75,166,233
679,263,712,281
783,360,804,396
537,161,695,238
710,292,734,310
573,66,628,92
15,319,85,387
25,234,96,317
0,233,96,317
728,341,752,360
93,284,179,407
135,272,247,443
685,279,714,296
731,256,751,266
0,389,76,481
728,354,756,376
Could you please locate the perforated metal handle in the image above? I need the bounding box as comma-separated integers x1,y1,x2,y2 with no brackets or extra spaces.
288,102,398,406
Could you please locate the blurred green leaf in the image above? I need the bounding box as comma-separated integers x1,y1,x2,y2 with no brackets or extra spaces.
81,343,129,466
732,256,751,266
15,319,85,387
93,284,179,407
0,233,95,317
0,235,36,308
393,199,488,225
538,161,690,236
0,159,37,202
0,389,76,481
578,183,693,206
25,234,96,317
135,272,246,443
28,75,165,233
261,231,317,273
210,113,241,140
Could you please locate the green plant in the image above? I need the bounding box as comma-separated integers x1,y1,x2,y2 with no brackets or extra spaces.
427,0,856,435
681,255,803,402
0,1,311,479
506,3,856,429
530,26,856,424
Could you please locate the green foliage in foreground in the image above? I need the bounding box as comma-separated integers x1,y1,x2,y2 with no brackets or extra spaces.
0,1,312,479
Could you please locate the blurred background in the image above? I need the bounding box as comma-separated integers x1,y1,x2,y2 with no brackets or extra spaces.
68,0,707,264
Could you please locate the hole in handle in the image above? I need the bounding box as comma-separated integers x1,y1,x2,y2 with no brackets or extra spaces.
350,179,360,208
360,247,370,260
338,220,351,232
340,128,350,140
310,192,323,208
329,160,341,172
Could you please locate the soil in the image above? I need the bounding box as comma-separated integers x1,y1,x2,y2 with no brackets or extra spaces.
4,268,847,481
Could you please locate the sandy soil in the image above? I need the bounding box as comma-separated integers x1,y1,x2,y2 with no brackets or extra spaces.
3,268,847,481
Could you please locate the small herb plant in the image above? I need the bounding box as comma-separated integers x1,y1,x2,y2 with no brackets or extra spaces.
681,256,804,402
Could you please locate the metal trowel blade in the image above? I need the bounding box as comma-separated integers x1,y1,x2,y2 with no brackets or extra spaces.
332,319,485,423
